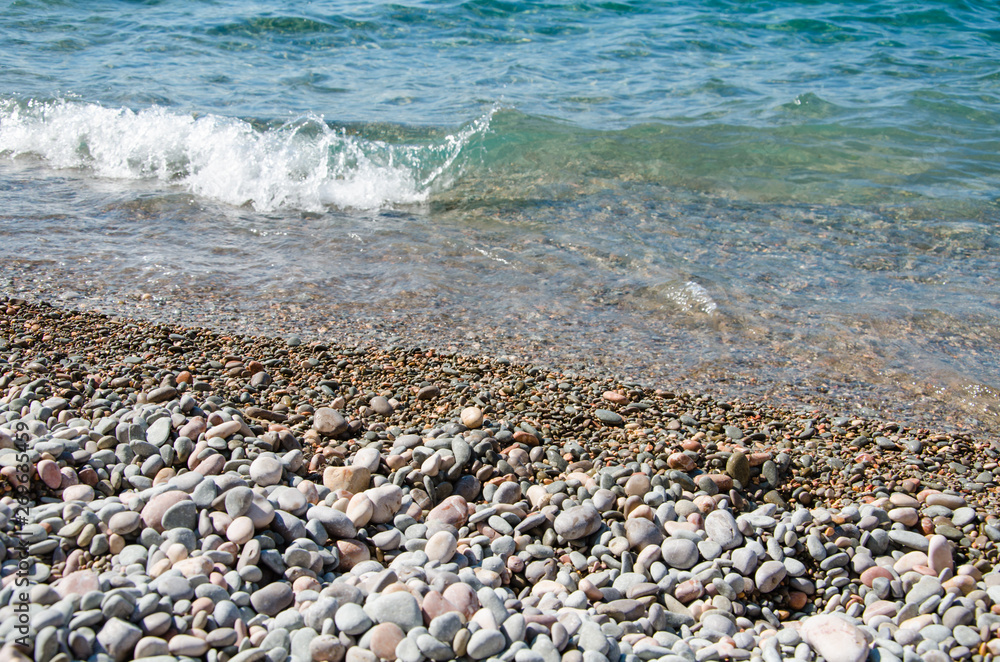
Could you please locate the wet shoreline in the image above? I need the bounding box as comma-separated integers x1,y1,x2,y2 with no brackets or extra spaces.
0,266,994,438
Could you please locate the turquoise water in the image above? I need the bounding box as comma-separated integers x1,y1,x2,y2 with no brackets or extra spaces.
1,0,998,430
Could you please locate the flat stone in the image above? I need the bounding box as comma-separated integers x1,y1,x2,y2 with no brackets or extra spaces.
369,396,394,417
147,386,177,404
354,447,382,472
323,466,371,494
311,635,346,662
373,529,403,551
925,493,966,509
888,530,929,551
336,539,370,570
416,634,453,661
860,566,893,588
596,599,644,622
428,613,464,643
55,570,99,598
802,614,868,662
63,484,95,502
108,511,142,536
223,485,253,518
595,409,624,426
347,493,375,528
492,481,521,505
667,453,696,472
441,583,480,620
309,505,358,539
427,495,470,528
205,420,242,440
416,385,440,401
888,508,919,527
624,473,651,497
160,499,198,530
158,575,193,601
141,490,191,532
366,591,423,632
905,576,943,605
134,637,169,658
577,620,608,655
227,516,255,545
731,547,759,576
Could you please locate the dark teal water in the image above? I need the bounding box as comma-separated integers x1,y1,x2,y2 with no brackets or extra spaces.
1,0,998,430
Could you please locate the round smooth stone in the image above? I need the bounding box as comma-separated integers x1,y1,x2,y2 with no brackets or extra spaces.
466,629,506,660
310,505,358,539
554,504,601,541
249,456,283,487
227,517,255,545
624,473,651,497
168,634,208,657
726,452,751,486
63,484,96,503
250,582,293,616
661,538,699,570
755,561,787,593
461,407,484,429
157,575,193,601
337,539,371,571
311,634,346,662
426,531,458,564
37,459,63,489
369,623,405,660
108,511,142,536
367,484,403,524
372,529,403,551
624,518,663,551
705,510,743,550
335,603,373,636
353,447,382,472
369,397,394,417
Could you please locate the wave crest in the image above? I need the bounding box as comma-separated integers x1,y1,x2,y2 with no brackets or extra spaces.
0,98,492,211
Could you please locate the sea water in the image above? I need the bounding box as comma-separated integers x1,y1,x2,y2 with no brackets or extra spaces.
1,0,998,431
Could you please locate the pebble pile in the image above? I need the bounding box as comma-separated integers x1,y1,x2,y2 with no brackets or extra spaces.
1,297,999,662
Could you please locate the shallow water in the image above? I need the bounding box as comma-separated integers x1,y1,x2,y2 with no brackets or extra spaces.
1,0,998,431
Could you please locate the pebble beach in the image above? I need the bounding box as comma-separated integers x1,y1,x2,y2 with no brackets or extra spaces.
1,296,999,662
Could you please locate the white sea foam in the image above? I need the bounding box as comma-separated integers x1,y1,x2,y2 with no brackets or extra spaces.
0,97,491,211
